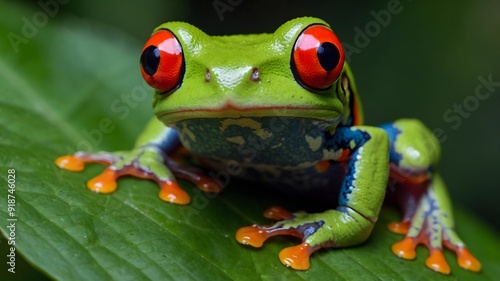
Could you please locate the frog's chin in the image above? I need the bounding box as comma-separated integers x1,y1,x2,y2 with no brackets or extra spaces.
156,103,341,125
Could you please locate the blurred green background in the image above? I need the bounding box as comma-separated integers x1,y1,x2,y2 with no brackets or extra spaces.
3,0,500,279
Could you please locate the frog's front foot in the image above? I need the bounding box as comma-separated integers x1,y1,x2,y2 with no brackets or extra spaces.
236,206,373,270
55,146,222,205
236,207,321,270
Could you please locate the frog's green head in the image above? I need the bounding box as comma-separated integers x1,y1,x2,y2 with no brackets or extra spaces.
140,17,353,126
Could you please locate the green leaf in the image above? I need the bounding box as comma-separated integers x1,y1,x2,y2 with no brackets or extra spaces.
1,2,499,280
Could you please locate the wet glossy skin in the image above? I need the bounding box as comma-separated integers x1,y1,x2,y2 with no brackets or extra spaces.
55,17,481,274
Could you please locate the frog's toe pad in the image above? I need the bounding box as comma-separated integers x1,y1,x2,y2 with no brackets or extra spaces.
158,180,191,205
391,237,417,260
279,243,314,270
55,153,113,172
55,155,85,172
236,225,270,247
264,206,294,221
387,221,410,235
194,177,222,193
457,248,481,272
426,250,451,275
87,169,118,194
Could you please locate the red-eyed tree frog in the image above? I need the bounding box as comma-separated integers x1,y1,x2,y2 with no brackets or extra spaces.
55,17,481,275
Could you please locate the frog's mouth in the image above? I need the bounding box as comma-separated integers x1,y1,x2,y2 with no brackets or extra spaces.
157,101,341,125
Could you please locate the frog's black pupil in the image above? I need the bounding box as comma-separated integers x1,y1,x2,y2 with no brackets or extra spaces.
317,42,340,71
140,45,160,76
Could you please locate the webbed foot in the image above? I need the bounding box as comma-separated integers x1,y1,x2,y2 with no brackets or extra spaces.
236,206,373,270
388,186,481,274
55,146,222,205
236,207,321,270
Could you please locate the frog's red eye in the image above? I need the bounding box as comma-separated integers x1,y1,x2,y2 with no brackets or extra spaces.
140,29,184,94
291,25,344,90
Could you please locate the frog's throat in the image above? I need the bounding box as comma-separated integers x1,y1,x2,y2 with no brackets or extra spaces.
157,105,341,125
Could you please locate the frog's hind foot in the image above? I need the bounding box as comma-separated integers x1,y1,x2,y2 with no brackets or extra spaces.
388,179,482,274
391,229,481,274
382,119,481,274
391,234,453,274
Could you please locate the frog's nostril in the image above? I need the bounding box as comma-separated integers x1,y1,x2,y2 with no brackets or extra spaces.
251,67,260,82
205,68,211,82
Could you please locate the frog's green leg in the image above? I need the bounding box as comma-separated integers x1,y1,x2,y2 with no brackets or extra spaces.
236,126,390,270
55,118,222,205
381,119,481,274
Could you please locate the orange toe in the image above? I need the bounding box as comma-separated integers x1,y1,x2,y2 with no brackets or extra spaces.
55,155,85,172
425,249,451,275
457,248,481,272
236,225,268,248
279,243,312,270
392,237,417,260
264,206,294,221
158,180,191,205
387,221,410,235
87,169,117,194
195,176,223,193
